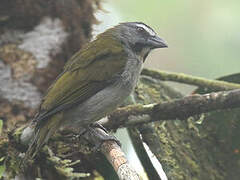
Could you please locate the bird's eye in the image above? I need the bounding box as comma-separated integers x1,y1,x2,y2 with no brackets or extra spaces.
136,27,144,32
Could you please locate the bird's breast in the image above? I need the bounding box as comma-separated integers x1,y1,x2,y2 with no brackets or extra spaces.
118,57,143,91
63,58,143,127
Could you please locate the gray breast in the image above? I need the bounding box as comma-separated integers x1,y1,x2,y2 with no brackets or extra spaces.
64,58,143,127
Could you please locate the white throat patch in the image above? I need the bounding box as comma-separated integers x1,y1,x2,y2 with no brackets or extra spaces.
135,23,156,36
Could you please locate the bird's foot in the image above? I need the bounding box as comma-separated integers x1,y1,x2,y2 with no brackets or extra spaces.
90,122,109,133
86,123,121,151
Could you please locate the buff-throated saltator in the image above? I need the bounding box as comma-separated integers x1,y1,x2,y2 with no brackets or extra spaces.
21,22,167,163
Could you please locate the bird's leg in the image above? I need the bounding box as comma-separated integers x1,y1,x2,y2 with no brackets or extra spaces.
90,122,109,133
78,128,88,136
86,123,121,151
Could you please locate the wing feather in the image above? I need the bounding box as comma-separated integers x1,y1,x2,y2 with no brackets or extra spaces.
34,34,127,125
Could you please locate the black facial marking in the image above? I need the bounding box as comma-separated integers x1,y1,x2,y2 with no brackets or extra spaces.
143,52,150,62
133,42,144,53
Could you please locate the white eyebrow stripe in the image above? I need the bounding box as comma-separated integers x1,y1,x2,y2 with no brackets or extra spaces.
136,23,156,36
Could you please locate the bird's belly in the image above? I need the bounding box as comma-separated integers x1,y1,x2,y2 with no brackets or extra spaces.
63,58,142,128
63,78,136,127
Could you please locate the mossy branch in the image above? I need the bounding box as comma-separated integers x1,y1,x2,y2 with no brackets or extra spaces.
103,88,240,129
142,68,240,90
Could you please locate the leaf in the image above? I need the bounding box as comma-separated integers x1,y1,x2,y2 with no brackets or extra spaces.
0,165,5,178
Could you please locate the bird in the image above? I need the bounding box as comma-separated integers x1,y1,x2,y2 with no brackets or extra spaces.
22,22,168,164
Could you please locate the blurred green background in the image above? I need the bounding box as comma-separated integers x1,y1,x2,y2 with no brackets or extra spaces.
94,1,240,178
96,0,240,85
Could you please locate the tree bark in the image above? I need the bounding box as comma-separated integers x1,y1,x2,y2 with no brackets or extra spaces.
124,76,240,180
0,1,240,180
0,0,106,179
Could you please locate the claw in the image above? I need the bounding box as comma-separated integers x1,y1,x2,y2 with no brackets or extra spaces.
86,125,121,151
90,122,108,133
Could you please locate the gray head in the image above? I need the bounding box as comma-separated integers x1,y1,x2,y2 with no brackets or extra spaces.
113,22,168,61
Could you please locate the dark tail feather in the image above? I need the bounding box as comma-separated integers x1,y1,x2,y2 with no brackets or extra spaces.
21,114,62,168
21,127,50,168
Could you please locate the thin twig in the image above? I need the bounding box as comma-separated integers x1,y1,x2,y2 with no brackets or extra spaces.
142,68,240,90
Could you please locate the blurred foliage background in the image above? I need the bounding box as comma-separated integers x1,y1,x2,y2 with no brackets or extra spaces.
96,0,240,93
93,1,240,178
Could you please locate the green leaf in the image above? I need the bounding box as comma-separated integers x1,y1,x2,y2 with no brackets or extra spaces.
0,165,5,178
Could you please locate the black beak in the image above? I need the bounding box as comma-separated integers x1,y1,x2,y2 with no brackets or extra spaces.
147,35,168,49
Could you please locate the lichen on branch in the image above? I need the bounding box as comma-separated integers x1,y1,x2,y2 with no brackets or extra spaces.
105,88,240,129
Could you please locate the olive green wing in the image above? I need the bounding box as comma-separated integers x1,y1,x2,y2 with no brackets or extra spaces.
34,36,127,123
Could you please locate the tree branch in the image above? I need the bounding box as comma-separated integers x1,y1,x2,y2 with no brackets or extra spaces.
142,68,240,90
104,88,240,129
125,95,162,180
85,128,141,180
127,128,161,180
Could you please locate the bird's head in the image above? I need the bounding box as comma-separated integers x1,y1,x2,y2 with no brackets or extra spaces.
111,22,168,61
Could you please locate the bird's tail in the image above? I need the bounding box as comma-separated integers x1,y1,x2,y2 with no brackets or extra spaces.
21,113,63,168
